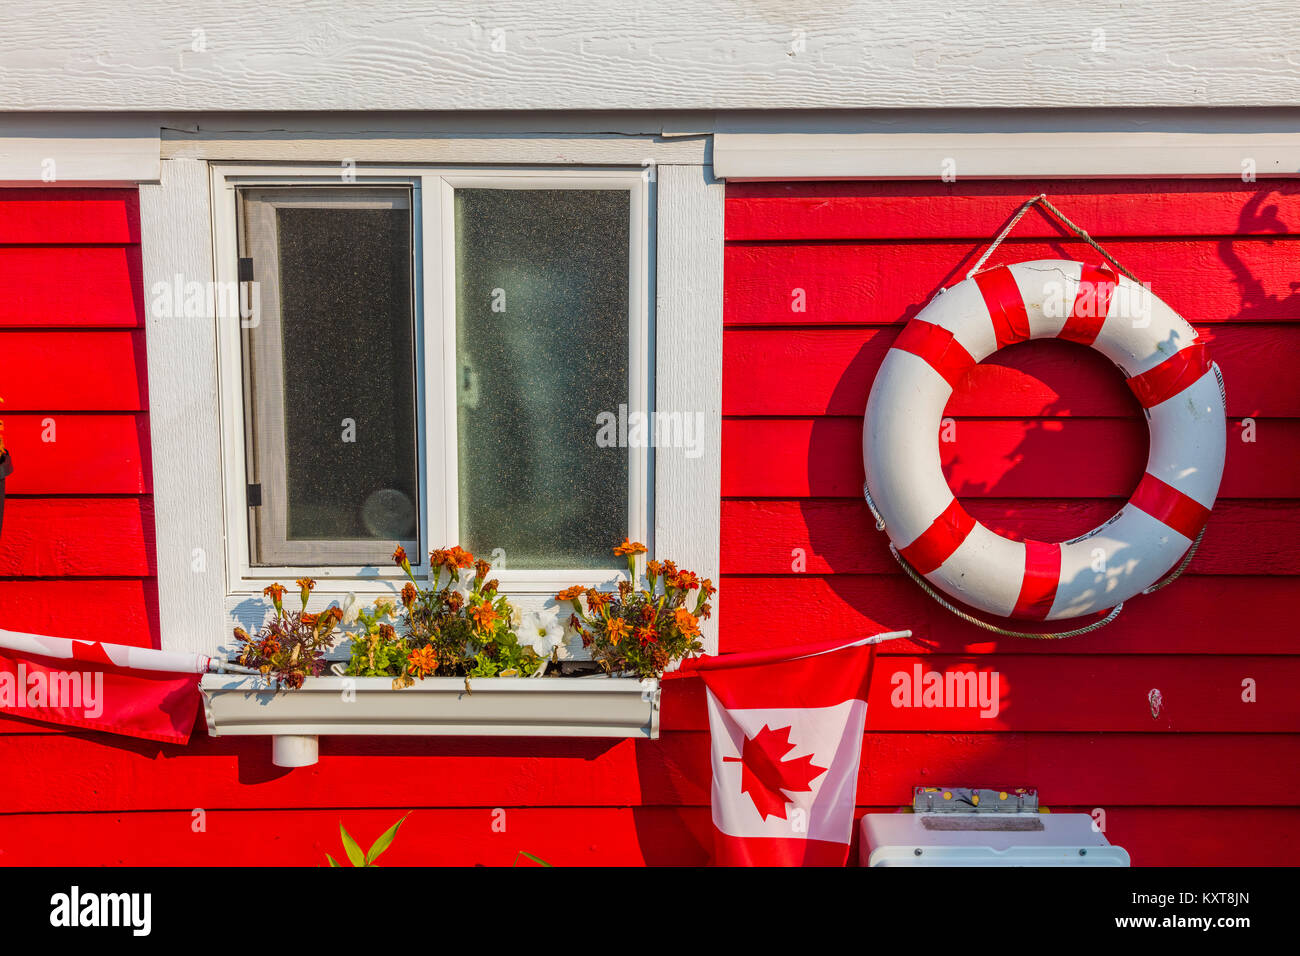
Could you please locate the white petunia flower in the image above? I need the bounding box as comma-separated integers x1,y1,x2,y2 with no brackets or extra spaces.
516,607,565,658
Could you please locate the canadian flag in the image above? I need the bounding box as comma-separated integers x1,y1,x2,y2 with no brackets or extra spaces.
683,631,909,866
0,629,209,744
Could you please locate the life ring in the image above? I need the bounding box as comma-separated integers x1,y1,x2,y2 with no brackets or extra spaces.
863,260,1226,622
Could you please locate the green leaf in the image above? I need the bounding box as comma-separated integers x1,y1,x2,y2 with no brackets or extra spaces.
340,823,366,867
365,813,409,865
326,854,341,867
513,850,553,867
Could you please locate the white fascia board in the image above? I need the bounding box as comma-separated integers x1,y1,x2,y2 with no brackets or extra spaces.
0,114,161,184
714,130,1300,181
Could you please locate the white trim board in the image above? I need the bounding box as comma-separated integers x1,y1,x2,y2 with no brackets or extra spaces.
0,115,160,183
714,131,1300,181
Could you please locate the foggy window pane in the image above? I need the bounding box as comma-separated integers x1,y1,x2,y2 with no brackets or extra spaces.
454,189,630,569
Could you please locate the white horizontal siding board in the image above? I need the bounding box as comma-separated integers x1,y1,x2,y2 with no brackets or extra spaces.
655,164,724,655
0,115,160,182
714,131,1300,180
1,1,1298,110
140,158,228,654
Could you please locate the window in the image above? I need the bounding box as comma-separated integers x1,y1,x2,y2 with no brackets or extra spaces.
213,167,651,592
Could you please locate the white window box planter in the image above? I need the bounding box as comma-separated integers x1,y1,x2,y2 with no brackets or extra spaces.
199,673,661,767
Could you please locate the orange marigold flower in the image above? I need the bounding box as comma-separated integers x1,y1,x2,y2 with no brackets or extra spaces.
447,591,464,612
407,645,437,679
469,602,498,632
585,589,612,613
674,607,701,637
605,617,631,645
634,625,659,646
646,559,662,578
295,577,316,592
300,612,319,628
474,558,491,581
447,546,475,569
263,583,287,613
699,577,717,600
613,538,648,556
556,585,586,602
668,569,700,591
401,582,418,609
660,560,679,578
392,546,409,568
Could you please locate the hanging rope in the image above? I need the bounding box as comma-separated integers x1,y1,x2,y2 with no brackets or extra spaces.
963,193,1143,284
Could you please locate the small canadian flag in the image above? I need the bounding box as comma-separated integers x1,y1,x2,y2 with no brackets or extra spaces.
683,630,909,866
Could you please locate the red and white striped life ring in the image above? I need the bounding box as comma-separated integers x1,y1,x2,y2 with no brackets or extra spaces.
863,260,1226,622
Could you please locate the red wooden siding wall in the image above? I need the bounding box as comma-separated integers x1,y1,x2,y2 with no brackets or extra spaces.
1,182,1297,866
720,179,1300,864
0,189,156,644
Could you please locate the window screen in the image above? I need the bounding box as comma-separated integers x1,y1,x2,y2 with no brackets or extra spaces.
238,187,420,567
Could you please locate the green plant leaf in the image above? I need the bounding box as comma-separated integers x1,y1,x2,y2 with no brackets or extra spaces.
513,850,553,867
340,823,366,867
326,854,341,867
365,813,409,865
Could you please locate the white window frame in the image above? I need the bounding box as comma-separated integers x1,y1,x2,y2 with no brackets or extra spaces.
210,163,652,596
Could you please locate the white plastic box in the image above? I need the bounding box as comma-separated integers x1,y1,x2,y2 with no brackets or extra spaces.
860,812,1131,866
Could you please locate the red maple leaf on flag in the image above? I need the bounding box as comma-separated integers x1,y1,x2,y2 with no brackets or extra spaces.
723,724,828,820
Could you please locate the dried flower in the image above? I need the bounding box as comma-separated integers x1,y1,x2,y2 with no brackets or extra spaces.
401,582,418,609
392,546,410,570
